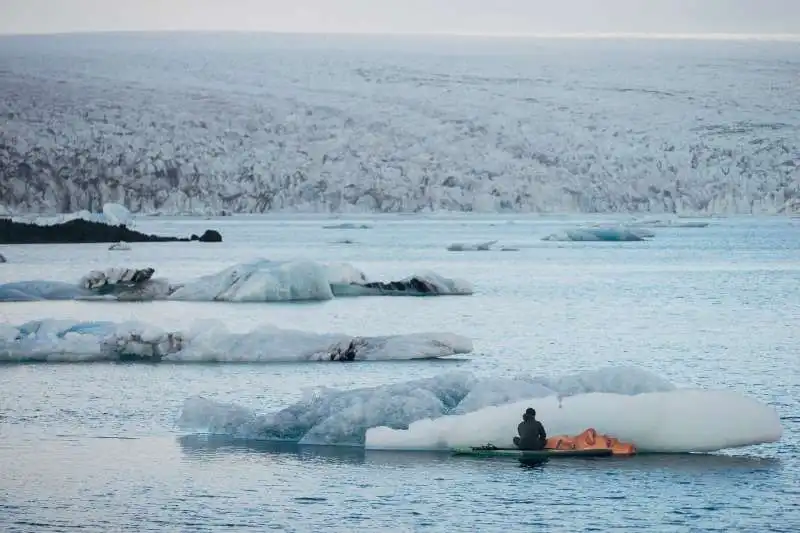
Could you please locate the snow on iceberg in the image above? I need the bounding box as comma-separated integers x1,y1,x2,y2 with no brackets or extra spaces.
0,260,472,302
10,203,132,227
176,366,781,452
0,319,473,363
169,260,336,302
543,226,650,242
366,390,782,453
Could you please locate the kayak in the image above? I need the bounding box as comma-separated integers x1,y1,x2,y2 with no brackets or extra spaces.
452,445,614,459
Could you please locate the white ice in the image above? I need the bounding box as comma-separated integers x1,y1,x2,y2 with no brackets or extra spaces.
0,260,473,302
177,366,782,452
0,319,473,363
366,390,783,453
322,223,372,230
1,35,798,216
108,241,132,251
10,202,132,226
543,226,649,242
169,260,336,302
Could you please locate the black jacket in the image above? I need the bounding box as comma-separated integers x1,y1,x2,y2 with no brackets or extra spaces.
517,418,547,450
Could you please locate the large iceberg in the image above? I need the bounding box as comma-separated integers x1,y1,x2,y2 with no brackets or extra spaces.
367,390,782,453
0,260,473,302
0,319,473,363
177,367,782,453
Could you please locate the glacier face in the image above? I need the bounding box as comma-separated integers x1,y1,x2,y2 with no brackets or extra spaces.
0,33,798,216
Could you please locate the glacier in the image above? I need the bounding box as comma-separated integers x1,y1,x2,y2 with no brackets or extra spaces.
0,33,798,216
0,319,473,363
176,366,782,452
0,260,473,302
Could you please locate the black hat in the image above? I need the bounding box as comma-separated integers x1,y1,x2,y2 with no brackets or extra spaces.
525,408,536,417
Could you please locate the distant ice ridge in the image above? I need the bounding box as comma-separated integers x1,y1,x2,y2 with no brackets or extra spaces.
0,260,473,302
0,319,473,363
542,226,651,242
10,203,132,226
446,240,519,252
1,35,798,216
177,367,782,452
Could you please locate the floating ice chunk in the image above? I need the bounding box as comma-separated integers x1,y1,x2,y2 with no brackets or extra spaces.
78,267,173,301
80,267,155,291
169,260,335,302
108,241,131,251
322,223,372,229
0,260,473,302
331,271,473,297
178,366,737,449
447,240,497,251
365,390,782,453
543,226,648,242
0,319,473,363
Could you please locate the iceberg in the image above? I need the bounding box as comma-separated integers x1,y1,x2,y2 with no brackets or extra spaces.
176,366,782,452
322,223,372,230
446,240,519,252
108,241,132,251
169,261,335,302
0,319,473,363
543,226,650,242
328,271,473,298
0,259,473,302
366,390,782,453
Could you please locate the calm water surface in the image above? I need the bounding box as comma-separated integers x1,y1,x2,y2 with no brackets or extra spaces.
1,214,799,532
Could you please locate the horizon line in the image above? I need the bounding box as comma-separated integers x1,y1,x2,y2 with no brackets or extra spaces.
1,28,800,42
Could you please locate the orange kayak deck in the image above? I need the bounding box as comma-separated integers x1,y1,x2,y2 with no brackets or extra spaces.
546,427,637,456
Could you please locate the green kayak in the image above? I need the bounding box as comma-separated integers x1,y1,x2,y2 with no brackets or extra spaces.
451,445,614,459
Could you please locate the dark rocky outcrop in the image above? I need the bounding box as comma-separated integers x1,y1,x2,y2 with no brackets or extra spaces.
190,230,222,242
0,219,223,244
361,277,438,294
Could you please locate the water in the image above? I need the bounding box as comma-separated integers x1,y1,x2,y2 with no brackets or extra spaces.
1,215,799,531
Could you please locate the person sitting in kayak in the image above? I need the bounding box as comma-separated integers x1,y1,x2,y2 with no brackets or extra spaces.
513,408,547,450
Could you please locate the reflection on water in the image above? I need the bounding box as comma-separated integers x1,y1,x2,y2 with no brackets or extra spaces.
178,434,783,474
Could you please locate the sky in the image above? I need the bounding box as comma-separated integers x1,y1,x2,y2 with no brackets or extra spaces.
1,0,799,36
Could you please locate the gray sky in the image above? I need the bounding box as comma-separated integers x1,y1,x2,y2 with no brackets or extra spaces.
1,0,799,36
